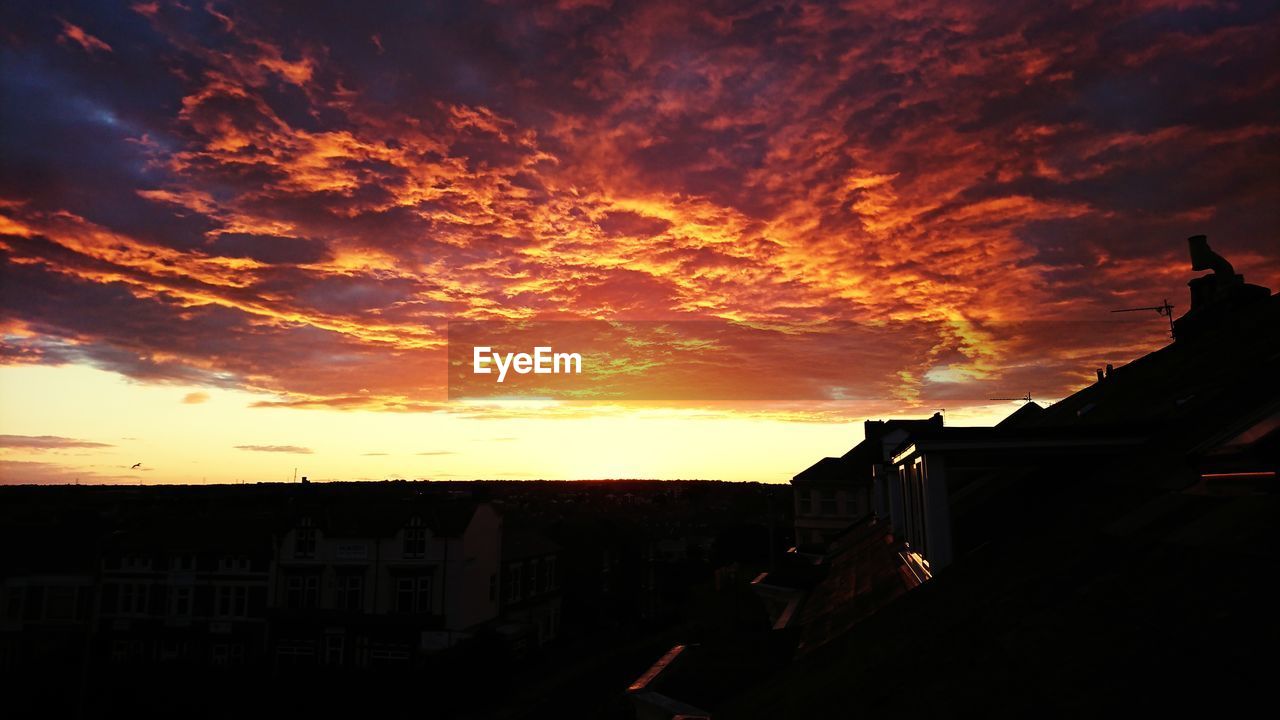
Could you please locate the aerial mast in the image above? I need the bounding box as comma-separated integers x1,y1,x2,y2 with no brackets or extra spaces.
1111,298,1176,339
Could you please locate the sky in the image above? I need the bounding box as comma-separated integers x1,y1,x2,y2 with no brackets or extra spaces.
1,0,1278,484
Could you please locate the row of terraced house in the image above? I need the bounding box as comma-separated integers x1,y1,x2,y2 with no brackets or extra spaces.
0,493,561,673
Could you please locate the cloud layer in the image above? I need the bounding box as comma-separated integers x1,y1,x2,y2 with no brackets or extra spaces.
1,0,1277,416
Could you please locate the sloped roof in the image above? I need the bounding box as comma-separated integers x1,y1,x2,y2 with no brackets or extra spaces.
839,437,882,466
1033,294,1278,438
791,456,849,484
720,267,1280,717
791,518,917,655
996,401,1044,428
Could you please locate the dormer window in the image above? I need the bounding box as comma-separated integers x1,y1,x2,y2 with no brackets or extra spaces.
295,518,316,559
122,555,152,571
403,517,426,559
218,556,250,573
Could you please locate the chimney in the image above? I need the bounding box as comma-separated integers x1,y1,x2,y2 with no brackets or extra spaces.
1096,369,1104,382
1105,363,1114,377
1175,235,1271,341
1188,234,1234,278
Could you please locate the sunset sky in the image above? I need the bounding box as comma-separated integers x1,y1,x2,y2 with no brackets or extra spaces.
1,0,1278,484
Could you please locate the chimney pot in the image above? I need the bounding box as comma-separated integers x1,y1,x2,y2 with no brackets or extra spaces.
1096,369,1104,382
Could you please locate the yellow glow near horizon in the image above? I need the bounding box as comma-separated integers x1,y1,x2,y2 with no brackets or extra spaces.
2,363,1022,485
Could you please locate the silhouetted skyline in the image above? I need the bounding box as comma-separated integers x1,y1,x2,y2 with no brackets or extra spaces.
2,1,1279,484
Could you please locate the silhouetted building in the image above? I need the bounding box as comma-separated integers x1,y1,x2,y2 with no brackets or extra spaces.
631,236,1280,718
269,501,502,666
792,413,943,550
0,517,98,678
98,516,273,668
497,528,561,654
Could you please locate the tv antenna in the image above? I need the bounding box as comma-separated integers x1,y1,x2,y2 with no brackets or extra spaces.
990,392,1033,403
1112,298,1175,339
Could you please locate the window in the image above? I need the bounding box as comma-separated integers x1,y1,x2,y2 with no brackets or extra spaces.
403,517,427,558
275,642,315,667
160,639,187,663
369,645,410,665
506,563,523,603
218,556,250,573
295,530,316,558
325,635,345,666
5,588,22,621
211,643,243,666
819,489,838,515
336,574,363,611
118,583,147,615
44,586,79,621
215,585,248,617
837,491,851,517
295,519,316,559
809,490,820,514
395,575,432,613
545,556,556,590
285,574,320,609
530,558,542,595
170,586,192,616
122,555,152,571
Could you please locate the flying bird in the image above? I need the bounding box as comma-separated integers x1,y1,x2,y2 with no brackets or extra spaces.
130,462,142,469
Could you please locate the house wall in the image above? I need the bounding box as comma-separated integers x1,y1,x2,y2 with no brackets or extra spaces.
792,483,872,546
452,504,501,630
888,452,954,570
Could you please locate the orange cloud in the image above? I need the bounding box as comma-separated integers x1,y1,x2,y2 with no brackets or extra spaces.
56,19,112,54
